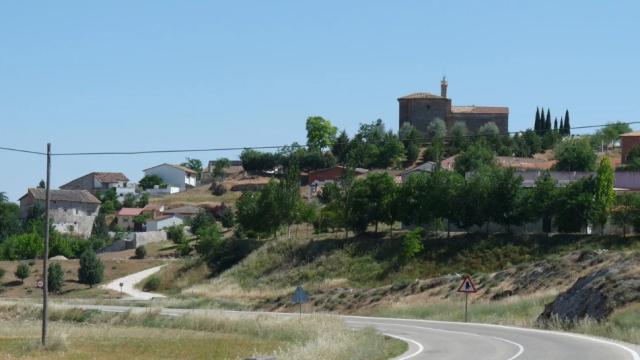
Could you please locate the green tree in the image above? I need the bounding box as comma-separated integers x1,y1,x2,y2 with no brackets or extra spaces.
332,130,350,164
534,107,541,132
166,224,186,244
487,167,527,230
38,180,46,189
213,158,231,180
593,157,616,233
555,177,596,233
220,206,235,228
611,194,640,237
478,122,500,143
449,121,469,153
454,143,496,175
545,109,552,132
563,110,571,135
122,193,136,208
362,173,397,233
401,227,424,261
78,249,104,288
306,116,337,151
427,118,447,139
553,138,596,171
0,194,21,241
48,262,64,294
377,131,405,168
453,169,492,231
181,158,203,180
235,192,261,237
189,211,214,236
139,175,165,190
530,171,558,233
1,232,43,260
15,262,30,284
136,193,150,208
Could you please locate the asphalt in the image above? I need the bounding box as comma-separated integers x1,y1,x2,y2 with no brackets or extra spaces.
55,303,640,360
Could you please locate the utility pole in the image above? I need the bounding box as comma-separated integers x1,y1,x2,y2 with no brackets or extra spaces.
42,143,51,346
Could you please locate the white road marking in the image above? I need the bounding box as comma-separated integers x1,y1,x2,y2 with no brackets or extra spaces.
383,333,425,360
352,320,524,360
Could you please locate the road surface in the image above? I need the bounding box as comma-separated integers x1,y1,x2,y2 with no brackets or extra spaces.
101,265,166,300
55,303,639,360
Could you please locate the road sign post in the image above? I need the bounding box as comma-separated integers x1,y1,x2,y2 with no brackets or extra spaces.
119,282,124,297
457,275,478,323
291,286,309,317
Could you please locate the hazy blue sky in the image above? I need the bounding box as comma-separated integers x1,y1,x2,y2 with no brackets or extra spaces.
1,1,639,201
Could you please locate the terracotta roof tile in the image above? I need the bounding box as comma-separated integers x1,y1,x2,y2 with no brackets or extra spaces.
22,188,101,204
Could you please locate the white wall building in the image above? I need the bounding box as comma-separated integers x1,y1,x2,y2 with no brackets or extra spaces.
143,163,197,192
146,214,184,232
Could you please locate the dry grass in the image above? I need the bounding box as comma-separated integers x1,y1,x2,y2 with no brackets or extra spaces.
0,303,406,360
0,258,163,298
148,184,241,207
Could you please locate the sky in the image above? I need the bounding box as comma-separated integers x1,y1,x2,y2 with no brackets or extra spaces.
1,1,639,201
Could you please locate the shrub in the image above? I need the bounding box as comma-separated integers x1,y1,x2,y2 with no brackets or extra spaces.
135,246,147,259
177,239,192,257
1,233,42,260
15,263,30,283
166,225,186,244
143,276,160,291
48,263,64,293
189,212,214,235
220,206,235,228
77,249,104,288
401,227,424,261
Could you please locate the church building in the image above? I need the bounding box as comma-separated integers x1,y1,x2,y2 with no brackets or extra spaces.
398,78,509,136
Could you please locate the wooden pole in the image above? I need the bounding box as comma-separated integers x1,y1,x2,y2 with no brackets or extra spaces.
42,143,51,346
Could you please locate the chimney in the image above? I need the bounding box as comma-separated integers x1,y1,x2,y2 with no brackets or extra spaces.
440,77,448,98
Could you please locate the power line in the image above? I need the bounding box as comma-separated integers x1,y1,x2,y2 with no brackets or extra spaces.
0,146,47,156
2,120,639,158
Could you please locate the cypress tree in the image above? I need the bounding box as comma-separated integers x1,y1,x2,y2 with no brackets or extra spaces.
564,110,571,135
545,109,552,132
554,117,558,131
534,107,540,131
559,117,564,136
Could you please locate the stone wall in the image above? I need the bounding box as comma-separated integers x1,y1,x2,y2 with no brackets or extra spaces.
399,98,451,135
450,112,509,134
127,231,167,249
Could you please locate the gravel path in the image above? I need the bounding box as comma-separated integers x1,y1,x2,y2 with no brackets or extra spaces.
101,265,167,300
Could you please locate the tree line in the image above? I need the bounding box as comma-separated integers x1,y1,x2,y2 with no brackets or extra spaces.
233,157,620,239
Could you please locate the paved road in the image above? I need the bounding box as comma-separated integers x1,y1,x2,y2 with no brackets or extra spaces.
55,303,639,360
101,265,166,300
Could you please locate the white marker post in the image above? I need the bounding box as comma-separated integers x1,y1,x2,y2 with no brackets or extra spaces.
457,275,478,323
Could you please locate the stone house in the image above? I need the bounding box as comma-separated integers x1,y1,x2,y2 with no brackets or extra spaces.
116,208,144,232
19,188,101,238
60,172,135,201
398,78,509,135
143,163,197,191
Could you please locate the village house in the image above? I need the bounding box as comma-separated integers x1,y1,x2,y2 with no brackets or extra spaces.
307,166,368,198
146,214,184,232
116,208,144,232
143,163,197,192
60,172,135,201
162,205,202,221
19,188,101,238
620,131,640,164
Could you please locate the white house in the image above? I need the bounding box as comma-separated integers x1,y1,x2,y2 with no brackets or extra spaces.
146,214,184,232
143,163,197,191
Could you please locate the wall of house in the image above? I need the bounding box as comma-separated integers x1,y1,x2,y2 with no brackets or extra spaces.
450,112,509,134
126,231,167,249
145,166,187,191
621,136,640,163
146,217,183,231
399,98,451,135
308,167,346,183
117,215,136,231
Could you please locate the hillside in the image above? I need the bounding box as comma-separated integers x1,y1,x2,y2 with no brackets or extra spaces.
171,230,640,343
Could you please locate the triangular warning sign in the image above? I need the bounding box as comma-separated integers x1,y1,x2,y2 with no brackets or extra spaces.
457,276,478,293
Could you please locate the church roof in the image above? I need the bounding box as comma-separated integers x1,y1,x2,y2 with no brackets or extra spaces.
451,106,509,114
398,92,444,100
